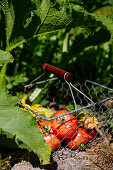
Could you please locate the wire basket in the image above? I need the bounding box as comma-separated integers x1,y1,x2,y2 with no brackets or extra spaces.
21,63,113,151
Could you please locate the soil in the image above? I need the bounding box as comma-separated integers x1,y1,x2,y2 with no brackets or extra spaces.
0,135,113,170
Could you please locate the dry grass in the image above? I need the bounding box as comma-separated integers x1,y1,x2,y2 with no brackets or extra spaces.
86,139,113,170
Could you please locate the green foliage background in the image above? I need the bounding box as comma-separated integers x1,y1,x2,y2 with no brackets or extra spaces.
5,0,113,95
0,0,113,165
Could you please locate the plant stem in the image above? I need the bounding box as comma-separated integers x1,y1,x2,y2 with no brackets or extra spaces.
62,33,68,52
0,63,7,90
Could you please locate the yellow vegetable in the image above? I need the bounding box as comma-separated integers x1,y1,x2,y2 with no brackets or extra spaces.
84,116,100,129
21,96,53,118
108,100,113,103
77,110,100,129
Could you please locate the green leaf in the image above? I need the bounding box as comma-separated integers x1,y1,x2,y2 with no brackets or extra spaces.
33,0,72,35
69,26,110,54
6,73,28,90
0,49,13,66
97,14,113,40
0,3,6,50
94,6,113,16
7,0,73,51
66,104,74,111
80,143,86,150
0,90,51,165
0,90,17,105
68,5,112,53
1,0,15,47
92,6,113,41
1,0,111,51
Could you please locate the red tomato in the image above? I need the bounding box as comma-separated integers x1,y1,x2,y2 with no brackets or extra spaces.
45,134,60,151
66,128,89,149
38,120,61,151
51,110,78,139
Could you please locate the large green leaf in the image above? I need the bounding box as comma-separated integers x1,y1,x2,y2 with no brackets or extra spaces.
0,3,6,50
67,5,113,53
93,6,113,41
1,0,112,52
1,0,73,51
94,6,113,16
0,49,13,66
69,26,110,54
0,90,51,165
1,0,15,47
95,14,113,41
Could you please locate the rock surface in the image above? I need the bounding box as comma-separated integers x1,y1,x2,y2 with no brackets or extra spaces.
11,149,97,170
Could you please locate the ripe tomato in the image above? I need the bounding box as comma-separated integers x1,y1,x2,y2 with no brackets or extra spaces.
38,120,61,151
45,134,61,151
51,110,78,139
66,128,89,149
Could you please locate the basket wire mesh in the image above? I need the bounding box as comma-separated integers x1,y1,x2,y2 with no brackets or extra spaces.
21,64,113,152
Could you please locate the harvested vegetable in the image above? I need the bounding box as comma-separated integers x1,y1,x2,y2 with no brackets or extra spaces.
21,96,53,118
38,120,60,151
66,128,89,149
52,110,78,139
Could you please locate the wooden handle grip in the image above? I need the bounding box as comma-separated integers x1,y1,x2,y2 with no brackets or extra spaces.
42,63,73,81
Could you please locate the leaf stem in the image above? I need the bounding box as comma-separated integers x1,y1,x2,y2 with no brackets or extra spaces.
0,63,7,90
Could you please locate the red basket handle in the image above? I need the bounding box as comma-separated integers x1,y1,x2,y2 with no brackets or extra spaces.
42,63,73,81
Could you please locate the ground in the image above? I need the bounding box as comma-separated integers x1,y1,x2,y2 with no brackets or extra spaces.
0,134,113,170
